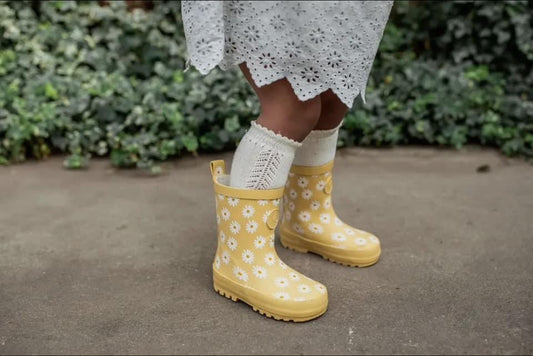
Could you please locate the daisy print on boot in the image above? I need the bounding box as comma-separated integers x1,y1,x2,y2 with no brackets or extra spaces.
280,160,382,267
209,159,328,322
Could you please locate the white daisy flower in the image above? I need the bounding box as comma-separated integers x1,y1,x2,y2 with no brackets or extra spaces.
315,284,327,294
274,277,289,288
222,251,230,264
227,237,238,251
229,221,241,235
216,214,221,225
298,284,311,293
289,272,300,281
242,249,255,264
331,232,347,242
215,166,224,176
301,189,313,200
294,297,307,302
316,180,326,191
265,253,276,266
297,177,309,188
262,211,270,223
274,292,290,300
241,205,255,218
324,197,332,209
289,189,298,199
334,217,343,226
218,194,225,201
272,199,280,206
246,220,258,233
233,266,248,282
221,207,231,221
369,235,380,244
355,237,367,246
219,231,226,242
227,197,240,207
284,210,291,221
279,260,288,270
269,236,275,247
214,256,221,269
319,213,331,224
308,223,324,234
258,200,268,206
288,202,295,211
252,265,267,279
310,200,321,210
254,236,266,249
298,211,311,222
344,228,355,236
288,172,295,177
293,223,304,234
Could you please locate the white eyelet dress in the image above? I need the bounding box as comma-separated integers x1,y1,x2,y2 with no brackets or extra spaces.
181,1,393,108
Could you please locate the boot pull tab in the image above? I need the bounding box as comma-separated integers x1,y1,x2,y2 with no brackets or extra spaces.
324,175,333,195
266,208,280,230
210,160,225,179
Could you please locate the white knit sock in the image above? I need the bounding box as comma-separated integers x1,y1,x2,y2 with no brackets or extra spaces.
230,121,302,190
293,120,343,166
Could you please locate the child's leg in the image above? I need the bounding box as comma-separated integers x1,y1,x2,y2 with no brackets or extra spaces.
315,89,348,130
230,62,321,189
293,89,347,166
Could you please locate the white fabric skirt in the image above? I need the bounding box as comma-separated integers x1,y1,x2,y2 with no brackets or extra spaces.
181,1,393,108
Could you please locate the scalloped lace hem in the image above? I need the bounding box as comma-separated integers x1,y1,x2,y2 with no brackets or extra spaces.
185,57,367,108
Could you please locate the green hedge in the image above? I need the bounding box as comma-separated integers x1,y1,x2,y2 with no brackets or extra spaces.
0,1,532,171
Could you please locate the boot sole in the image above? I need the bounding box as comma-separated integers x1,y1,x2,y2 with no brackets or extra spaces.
280,228,381,268
213,268,327,322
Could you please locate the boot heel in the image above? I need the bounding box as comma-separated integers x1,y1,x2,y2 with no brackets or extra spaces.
213,283,239,302
213,271,240,302
280,229,309,253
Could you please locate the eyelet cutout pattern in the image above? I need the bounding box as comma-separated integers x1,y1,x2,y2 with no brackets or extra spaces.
182,1,393,108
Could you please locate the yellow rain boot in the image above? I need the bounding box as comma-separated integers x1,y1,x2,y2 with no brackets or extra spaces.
280,160,381,267
209,159,328,322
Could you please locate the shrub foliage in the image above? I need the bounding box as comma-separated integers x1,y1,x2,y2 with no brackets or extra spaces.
0,1,531,170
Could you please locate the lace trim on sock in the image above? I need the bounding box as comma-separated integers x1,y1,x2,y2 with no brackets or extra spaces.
251,121,303,149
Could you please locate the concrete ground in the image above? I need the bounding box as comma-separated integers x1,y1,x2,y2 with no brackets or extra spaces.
0,147,532,354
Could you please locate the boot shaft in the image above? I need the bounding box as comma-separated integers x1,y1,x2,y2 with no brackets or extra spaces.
210,160,283,277
281,160,337,232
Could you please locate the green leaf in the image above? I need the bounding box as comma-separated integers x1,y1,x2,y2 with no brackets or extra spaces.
224,115,240,132
63,154,89,169
44,83,59,100
181,134,198,152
